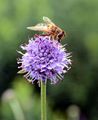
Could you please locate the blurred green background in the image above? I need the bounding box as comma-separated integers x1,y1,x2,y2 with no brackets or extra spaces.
0,0,98,120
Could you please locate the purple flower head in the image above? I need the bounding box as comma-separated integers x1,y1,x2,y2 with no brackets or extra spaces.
17,35,71,84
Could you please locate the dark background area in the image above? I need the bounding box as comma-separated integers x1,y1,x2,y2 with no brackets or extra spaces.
0,0,98,120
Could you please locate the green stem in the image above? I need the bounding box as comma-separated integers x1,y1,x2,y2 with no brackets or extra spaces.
41,80,46,120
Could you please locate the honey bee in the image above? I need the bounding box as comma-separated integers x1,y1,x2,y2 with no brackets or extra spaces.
27,16,66,42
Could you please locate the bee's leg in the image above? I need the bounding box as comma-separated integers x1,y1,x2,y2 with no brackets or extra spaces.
42,34,50,36
34,34,49,38
34,34,39,37
57,37,61,42
40,33,51,37
58,39,61,43
50,35,52,39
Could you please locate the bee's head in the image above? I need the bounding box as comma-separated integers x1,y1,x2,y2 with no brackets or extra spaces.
57,31,65,40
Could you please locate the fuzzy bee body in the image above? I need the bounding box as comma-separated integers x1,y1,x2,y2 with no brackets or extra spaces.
27,17,66,42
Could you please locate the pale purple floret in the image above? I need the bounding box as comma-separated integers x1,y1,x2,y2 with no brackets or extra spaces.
17,35,71,84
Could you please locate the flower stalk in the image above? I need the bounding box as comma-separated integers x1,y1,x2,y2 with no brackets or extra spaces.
41,80,46,120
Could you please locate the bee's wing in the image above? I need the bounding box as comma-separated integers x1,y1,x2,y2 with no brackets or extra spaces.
27,23,47,31
43,16,55,25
